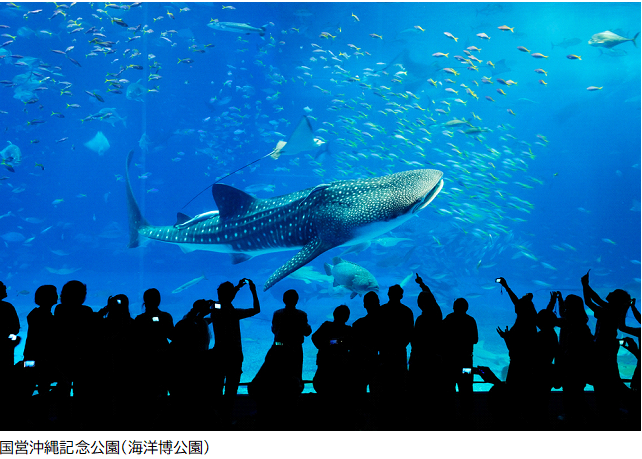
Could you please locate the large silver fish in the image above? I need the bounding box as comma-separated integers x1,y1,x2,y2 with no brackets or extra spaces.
207,20,266,36
588,30,639,48
125,151,444,291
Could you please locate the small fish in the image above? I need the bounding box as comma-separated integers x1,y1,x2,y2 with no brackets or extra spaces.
534,68,547,76
498,25,514,33
538,79,547,86
566,54,581,60
172,274,207,293
602,238,616,245
531,53,548,59
476,33,490,40
517,46,530,53
444,32,458,42
587,86,602,91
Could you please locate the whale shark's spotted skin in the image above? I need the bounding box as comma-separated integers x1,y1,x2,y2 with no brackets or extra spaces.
125,150,444,290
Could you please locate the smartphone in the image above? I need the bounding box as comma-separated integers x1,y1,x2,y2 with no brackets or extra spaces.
214,303,221,309
462,368,472,374
24,361,35,368
152,317,159,322
116,298,122,305
495,278,501,283
619,339,626,346
8,334,17,341
329,339,339,345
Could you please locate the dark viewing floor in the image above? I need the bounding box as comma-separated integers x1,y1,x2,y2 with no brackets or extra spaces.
4,390,641,431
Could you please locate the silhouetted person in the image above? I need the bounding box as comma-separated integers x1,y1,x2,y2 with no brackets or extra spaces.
270,288,312,385
311,305,352,428
377,284,413,426
410,274,446,426
442,296,478,420
554,293,593,424
209,278,260,424
532,291,560,424
95,294,135,421
619,299,641,339
351,291,381,396
619,299,640,394
24,285,58,396
581,270,629,419
170,299,212,427
0,281,19,368
0,281,20,409
620,336,640,426
133,288,174,399
312,304,351,395
53,280,98,400
496,277,537,423
250,289,311,427
475,366,511,429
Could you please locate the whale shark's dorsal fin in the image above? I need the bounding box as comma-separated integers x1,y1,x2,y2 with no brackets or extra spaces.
176,212,191,226
212,184,258,219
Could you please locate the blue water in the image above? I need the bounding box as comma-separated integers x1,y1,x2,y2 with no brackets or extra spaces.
1,2,640,391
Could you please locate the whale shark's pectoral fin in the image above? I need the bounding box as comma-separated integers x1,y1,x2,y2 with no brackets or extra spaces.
264,238,334,291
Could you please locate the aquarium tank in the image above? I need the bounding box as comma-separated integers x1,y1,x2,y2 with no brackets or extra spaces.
1,2,640,394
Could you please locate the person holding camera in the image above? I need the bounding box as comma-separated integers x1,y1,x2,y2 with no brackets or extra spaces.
209,278,260,424
581,270,631,418
133,288,174,399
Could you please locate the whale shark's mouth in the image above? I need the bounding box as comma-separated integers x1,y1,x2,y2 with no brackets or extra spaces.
413,178,444,213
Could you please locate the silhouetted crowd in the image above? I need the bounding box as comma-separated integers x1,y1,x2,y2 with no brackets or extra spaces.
0,269,639,431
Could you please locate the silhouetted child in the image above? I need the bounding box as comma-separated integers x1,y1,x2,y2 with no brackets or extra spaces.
24,285,58,396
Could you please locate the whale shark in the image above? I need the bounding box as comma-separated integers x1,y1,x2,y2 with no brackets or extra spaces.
125,150,444,291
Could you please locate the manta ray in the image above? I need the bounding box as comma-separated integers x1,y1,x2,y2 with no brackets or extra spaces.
125,150,444,291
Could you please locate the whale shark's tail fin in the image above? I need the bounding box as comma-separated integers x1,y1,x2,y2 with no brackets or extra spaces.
125,149,150,248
